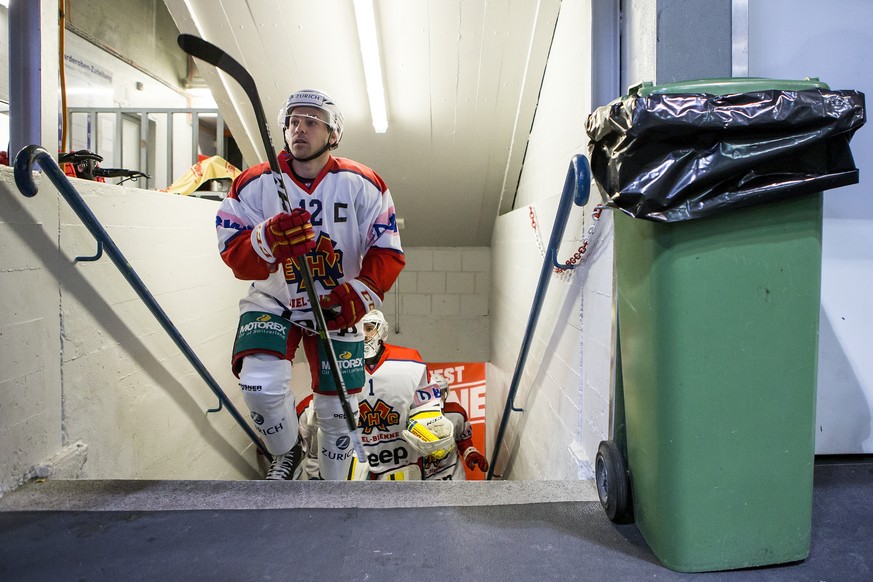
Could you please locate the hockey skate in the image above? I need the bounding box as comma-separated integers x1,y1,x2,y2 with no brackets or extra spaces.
265,441,303,480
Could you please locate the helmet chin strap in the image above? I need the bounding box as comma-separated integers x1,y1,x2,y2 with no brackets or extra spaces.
283,130,336,162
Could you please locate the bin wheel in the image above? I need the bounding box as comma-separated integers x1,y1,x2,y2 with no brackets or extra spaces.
595,440,631,523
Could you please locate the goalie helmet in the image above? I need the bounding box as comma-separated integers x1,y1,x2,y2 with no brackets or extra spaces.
278,88,344,147
362,309,389,359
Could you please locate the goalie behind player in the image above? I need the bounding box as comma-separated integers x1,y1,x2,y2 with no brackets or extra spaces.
349,310,454,480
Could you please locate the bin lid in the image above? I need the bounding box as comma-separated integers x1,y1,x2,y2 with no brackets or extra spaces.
630,77,830,97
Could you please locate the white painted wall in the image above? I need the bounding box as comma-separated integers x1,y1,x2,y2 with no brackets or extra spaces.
746,0,873,453
488,0,615,479
0,165,63,493
0,164,259,493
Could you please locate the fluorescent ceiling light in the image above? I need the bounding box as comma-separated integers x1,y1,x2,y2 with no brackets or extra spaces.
353,0,388,133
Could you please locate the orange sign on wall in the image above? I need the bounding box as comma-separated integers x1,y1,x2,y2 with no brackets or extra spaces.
427,362,487,480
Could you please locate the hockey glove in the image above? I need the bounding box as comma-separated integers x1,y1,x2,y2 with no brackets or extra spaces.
402,383,455,460
319,278,380,330
251,209,315,263
463,447,489,472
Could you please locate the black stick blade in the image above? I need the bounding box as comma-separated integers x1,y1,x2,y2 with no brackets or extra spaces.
177,34,251,86
176,33,278,169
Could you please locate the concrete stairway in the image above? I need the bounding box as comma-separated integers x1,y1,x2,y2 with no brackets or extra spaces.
0,477,600,511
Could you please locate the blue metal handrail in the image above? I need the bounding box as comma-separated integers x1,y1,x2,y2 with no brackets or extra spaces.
13,145,271,461
486,154,591,480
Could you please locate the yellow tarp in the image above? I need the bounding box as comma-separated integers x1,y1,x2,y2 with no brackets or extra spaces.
161,155,242,196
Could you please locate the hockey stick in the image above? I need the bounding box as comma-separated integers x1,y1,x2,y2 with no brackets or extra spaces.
177,33,367,462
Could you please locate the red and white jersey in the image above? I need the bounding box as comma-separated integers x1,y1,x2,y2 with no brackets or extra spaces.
216,151,404,326
357,343,429,478
423,402,473,481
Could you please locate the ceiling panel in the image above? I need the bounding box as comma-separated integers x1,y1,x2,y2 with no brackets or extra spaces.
163,0,561,246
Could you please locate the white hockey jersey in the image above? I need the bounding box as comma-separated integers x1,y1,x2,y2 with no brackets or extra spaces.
216,151,404,327
355,343,429,479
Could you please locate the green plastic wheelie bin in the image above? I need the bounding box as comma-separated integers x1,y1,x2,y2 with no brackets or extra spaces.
587,78,866,572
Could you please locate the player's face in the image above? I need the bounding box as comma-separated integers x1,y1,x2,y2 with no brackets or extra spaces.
363,322,378,341
285,106,334,158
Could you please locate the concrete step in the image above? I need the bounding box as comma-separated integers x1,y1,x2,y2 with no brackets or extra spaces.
0,478,599,512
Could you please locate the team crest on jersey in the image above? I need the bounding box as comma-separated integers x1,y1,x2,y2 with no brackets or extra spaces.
283,232,344,291
372,213,398,240
358,399,401,435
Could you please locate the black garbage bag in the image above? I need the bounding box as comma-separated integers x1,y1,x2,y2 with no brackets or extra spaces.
586,78,866,222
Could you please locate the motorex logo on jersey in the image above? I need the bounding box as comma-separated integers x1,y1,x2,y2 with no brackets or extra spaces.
234,311,291,357
358,398,401,435
239,320,285,333
320,356,364,371
317,334,364,393
284,232,344,292
238,312,287,334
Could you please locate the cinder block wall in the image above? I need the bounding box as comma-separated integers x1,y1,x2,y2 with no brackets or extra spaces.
384,247,491,362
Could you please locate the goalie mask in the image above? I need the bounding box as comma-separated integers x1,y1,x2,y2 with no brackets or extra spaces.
362,310,389,360
278,89,344,147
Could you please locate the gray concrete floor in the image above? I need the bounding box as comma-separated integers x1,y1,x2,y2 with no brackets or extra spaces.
0,458,871,581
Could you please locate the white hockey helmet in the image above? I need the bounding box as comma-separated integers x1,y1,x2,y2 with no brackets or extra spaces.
362,309,389,359
278,88,344,147
432,374,450,403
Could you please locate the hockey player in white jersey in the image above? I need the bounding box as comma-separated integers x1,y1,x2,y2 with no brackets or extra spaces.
423,375,489,480
216,89,405,480
350,310,455,480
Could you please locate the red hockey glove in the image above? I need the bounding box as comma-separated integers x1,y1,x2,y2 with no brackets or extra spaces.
319,278,380,330
251,209,315,262
463,447,489,472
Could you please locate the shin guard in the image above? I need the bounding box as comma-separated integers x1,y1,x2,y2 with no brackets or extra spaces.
238,354,298,455
314,392,360,480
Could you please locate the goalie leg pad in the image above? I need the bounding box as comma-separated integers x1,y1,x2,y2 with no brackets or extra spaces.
313,393,360,480
238,354,298,455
